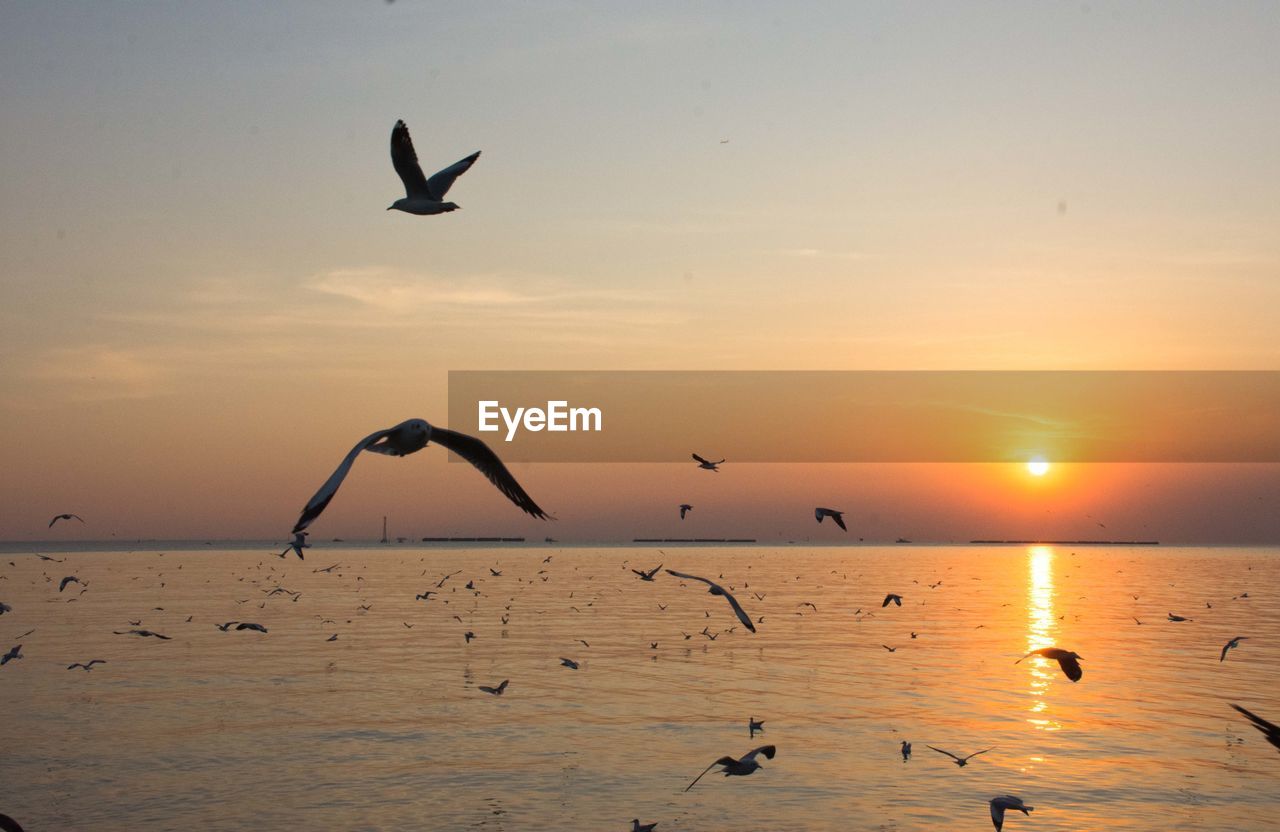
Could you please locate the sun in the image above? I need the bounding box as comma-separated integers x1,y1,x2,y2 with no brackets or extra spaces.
1026,457,1050,477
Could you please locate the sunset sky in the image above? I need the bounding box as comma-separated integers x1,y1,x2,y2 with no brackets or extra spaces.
2,2,1278,542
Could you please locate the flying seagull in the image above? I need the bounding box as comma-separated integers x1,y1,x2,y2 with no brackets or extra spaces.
67,659,107,671
1221,636,1249,662
691,453,723,472
215,622,239,632
1231,703,1280,752
1167,612,1192,622
665,569,755,632
387,120,480,215
478,679,509,695
235,622,267,633
926,745,991,767
685,745,776,791
882,593,903,607
291,419,549,534
1,644,21,666
48,513,84,527
560,658,579,670
989,796,1033,831
679,504,693,519
280,532,309,560
113,629,171,640
1016,647,1083,682
632,564,662,581
814,508,847,531
59,576,81,593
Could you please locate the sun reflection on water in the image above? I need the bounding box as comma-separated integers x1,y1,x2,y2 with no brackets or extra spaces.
1026,545,1060,731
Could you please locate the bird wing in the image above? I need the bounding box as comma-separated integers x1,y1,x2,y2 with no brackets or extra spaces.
1231,703,1280,750
964,748,993,761
926,745,962,762
990,801,1005,831
665,569,714,588
428,427,549,519
685,757,735,792
815,508,824,522
1058,654,1083,682
293,427,397,533
425,151,481,201
390,120,430,198
882,595,893,607
832,513,847,532
692,453,711,465
720,588,757,633
741,745,776,763
71,514,84,522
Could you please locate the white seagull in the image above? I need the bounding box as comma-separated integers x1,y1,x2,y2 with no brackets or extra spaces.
387,120,480,215
665,569,755,632
989,796,1033,831
692,453,724,472
291,419,549,534
814,507,847,531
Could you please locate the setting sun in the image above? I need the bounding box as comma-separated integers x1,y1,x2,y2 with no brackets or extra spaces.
1027,458,1051,477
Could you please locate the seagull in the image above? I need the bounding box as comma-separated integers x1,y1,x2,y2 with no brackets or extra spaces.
989,796,1033,831
665,569,755,632
387,120,480,215
1221,637,1248,662
632,564,662,581
280,532,309,560
631,821,657,832
685,745,775,791
59,576,81,592
1,644,21,666
749,717,764,737
464,631,475,643
215,622,239,632
679,504,693,519
0,602,10,615
67,659,107,671
560,658,579,670
48,513,84,527
901,740,911,762
691,453,724,472
415,591,437,601
1016,647,1083,682
926,745,991,767
291,419,549,533
882,593,903,607
882,645,897,653
814,508,847,531
1231,703,1280,752
113,629,171,640
478,679,509,695
235,622,267,633
1167,612,1192,622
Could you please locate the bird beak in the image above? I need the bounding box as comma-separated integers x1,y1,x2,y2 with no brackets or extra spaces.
386,206,393,210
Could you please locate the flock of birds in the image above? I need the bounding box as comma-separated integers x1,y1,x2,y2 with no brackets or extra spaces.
6,119,1276,830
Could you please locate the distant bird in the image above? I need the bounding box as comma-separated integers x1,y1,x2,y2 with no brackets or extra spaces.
479,679,509,696
631,820,657,832
882,645,897,653
1,644,21,666
326,634,338,642
235,623,267,633
685,745,776,791
1016,647,1083,682
1221,637,1249,662
749,717,764,737
113,629,170,640
692,453,724,472
67,659,106,671
464,631,475,643
901,740,911,762
632,564,663,581
926,745,991,767
679,504,693,519
560,658,579,670
0,602,10,615
59,576,81,592
48,513,84,527
1231,703,1280,752
36,555,65,562
290,419,548,533
882,593,903,607
489,568,502,577
0,814,26,832
666,569,755,632
280,531,309,560
989,796,1033,831
814,508,847,531
215,622,238,631
415,591,437,601
387,119,480,215
1167,612,1192,622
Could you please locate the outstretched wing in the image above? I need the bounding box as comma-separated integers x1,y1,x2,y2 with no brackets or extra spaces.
692,453,711,465
926,745,962,762
741,745,776,764
293,427,396,533
665,569,714,588
390,120,430,198
720,588,757,633
429,428,549,519
425,151,481,201
685,757,735,792
1057,654,1083,682
832,513,847,531
1232,703,1280,751
964,748,993,761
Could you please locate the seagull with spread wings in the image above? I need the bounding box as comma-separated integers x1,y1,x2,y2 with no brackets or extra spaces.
48,513,84,527
290,419,549,534
665,569,755,632
632,563,662,581
685,745,776,791
926,745,992,767
692,453,724,472
386,120,480,215
814,507,847,531
989,796,1033,831
1016,647,1083,682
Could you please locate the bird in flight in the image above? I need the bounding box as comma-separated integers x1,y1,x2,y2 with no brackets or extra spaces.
290,419,549,534
926,745,991,767
989,795,1033,831
882,593,903,607
58,576,81,593
1016,647,1083,682
666,569,756,632
0,602,10,616
48,513,85,527
882,645,897,653
814,507,847,531
478,679,509,696
67,659,107,671
685,745,776,791
1,644,21,666
692,453,724,472
559,658,579,670
113,629,171,640
280,532,309,560
387,120,480,215
1231,703,1280,753
632,563,662,581
215,622,239,632
1167,612,1192,622
234,623,267,633
1221,636,1249,662
679,504,693,519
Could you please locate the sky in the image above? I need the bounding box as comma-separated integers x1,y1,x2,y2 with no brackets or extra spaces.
1,1,1278,543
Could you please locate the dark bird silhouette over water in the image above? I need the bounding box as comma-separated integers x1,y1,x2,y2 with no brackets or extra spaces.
235,622,267,633
59,576,81,592
291,419,549,534
387,119,480,215
666,569,755,633
882,593,903,607
901,740,911,762
927,745,991,767
1231,703,1280,753
48,513,84,527
560,658,579,670
679,504,693,519
691,453,723,472
989,796,1033,831
631,820,657,832
479,679,509,695
1016,647,1083,682
1221,636,1249,662
632,564,662,581
685,745,776,791
114,629,170,640
814,507,847,531
0,602,10,615
749,717,764,737
67,659,106,671
0,813,26,832
1168,612,1192,622
1,644,21,666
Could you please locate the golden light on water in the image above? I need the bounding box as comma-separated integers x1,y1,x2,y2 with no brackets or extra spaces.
1026,545,1060,731
1027,458,1050,476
